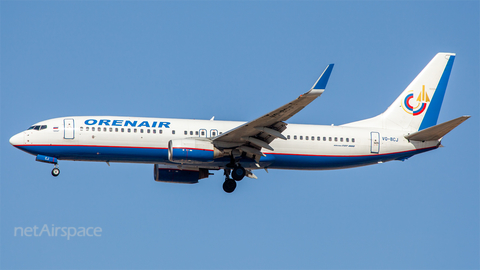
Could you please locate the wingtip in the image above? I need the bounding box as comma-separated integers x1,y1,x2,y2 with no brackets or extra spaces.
312,64,334,90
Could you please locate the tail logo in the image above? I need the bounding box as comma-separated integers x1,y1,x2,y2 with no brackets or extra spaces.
402,85,431,116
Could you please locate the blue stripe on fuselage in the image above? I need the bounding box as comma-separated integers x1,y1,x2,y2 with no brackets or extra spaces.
266,147,436,170
17,145,170,163
16,144,439,170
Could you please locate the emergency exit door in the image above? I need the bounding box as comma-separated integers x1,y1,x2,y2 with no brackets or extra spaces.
370,132,380,153
199,129,207,138
64,118,75,139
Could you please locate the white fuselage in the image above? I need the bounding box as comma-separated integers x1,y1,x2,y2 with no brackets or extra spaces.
10,116,439,171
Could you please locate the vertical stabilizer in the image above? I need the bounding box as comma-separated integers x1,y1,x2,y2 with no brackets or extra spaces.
343,53,456,131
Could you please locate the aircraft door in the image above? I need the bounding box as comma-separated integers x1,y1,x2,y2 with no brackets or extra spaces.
210,129,218,137
370,132,380,153
64,118,75,139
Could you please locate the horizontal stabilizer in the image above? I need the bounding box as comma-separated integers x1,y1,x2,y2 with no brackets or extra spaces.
405,115,470,141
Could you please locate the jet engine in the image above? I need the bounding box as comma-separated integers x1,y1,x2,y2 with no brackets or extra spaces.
154,164,210,184
168,139,224,163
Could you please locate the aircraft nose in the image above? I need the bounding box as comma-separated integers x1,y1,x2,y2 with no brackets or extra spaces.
9,132,24,146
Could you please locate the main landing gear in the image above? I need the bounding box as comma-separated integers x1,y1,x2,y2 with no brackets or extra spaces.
222,164,246,193
231,165,246,181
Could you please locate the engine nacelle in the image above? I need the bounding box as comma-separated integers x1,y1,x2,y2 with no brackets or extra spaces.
154,164,210,184
168,139,224,163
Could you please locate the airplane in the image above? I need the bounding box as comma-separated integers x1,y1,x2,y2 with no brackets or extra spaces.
9,52,469,193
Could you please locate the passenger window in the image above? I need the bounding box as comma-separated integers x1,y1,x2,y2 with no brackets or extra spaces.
340,137,343,142
300,136,303,140
147,129,150,133
80,127,83,131
220,132,222,134
329,137,332,141
121,128,124,132
335,137,338,142
184,131,188,135
140,129,144,133
190,131,193,135
153,129,156,134
128,128,131,133
323,137,326,141
287,135,291,140
134,129,137,133
172,130,175,135
311,136,314,141
346,138,349,142
352,138,355,143
159,129,163,134
317,136,320,141
305,136,309,140
86,127,89,131
109,127,113,132
195,131,199,135
115,128,119,132
294,135,297,140
103,127,107,132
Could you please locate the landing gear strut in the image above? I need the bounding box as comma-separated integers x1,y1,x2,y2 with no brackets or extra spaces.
223,168,236,193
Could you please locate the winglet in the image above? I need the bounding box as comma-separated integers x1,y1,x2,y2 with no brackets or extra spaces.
312,64,334,90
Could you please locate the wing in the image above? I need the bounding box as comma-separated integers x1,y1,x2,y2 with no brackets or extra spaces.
212,64,334,159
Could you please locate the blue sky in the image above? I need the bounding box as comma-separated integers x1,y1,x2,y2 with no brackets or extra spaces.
1,1,479,269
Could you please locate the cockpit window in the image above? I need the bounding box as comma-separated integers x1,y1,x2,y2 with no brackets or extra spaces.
28,125,48,131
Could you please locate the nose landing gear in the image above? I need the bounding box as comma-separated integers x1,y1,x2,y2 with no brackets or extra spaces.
51,165,60,177
35,155,60,177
